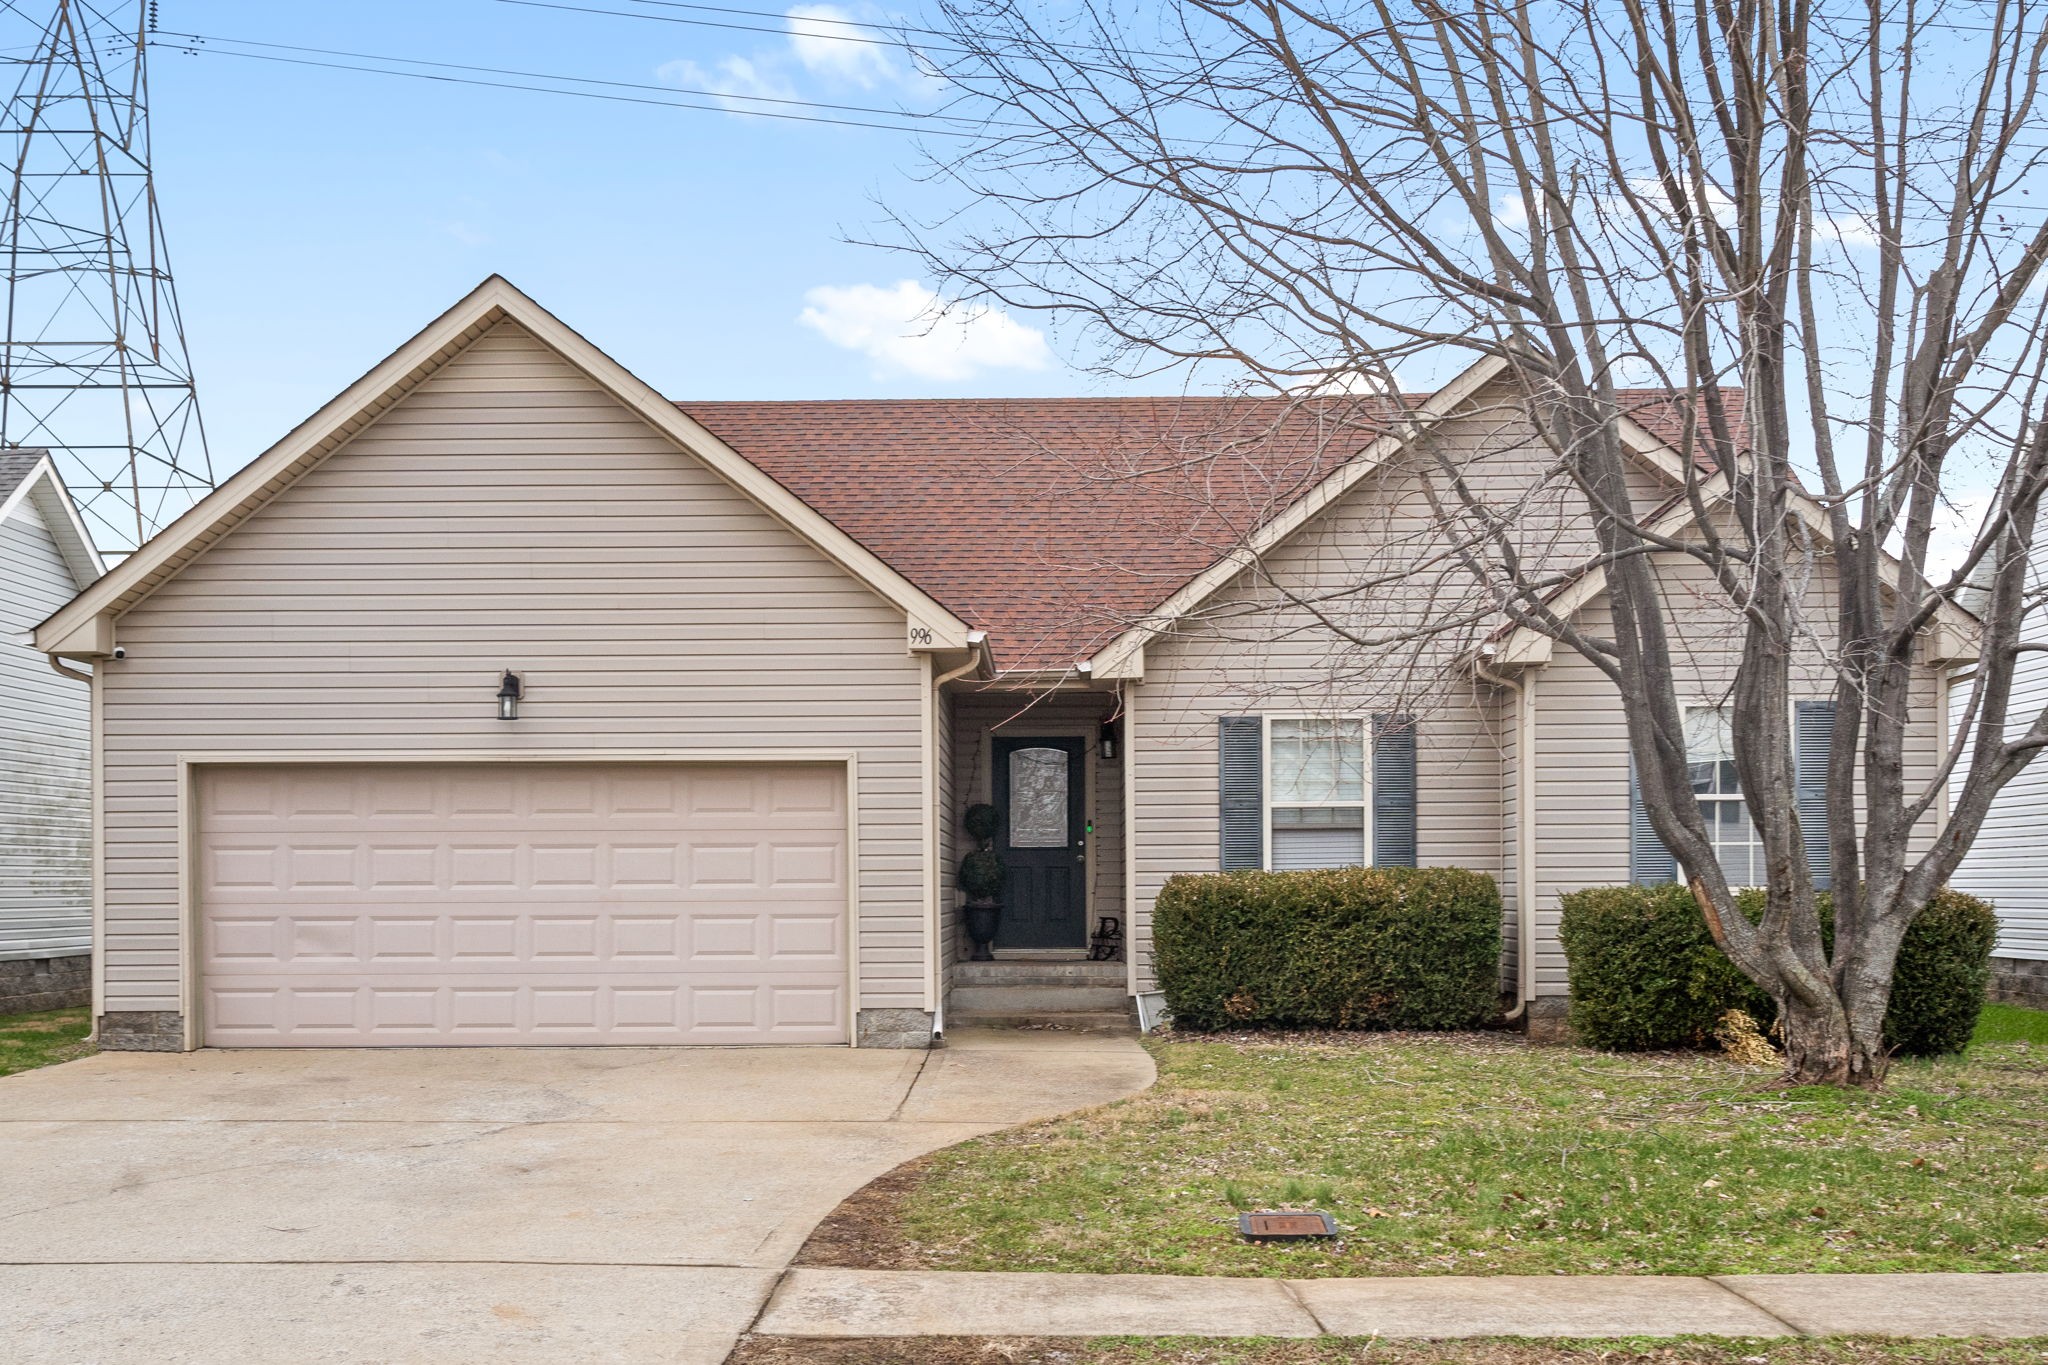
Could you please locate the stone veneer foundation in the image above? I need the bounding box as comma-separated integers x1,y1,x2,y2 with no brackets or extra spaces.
0,954,89,1014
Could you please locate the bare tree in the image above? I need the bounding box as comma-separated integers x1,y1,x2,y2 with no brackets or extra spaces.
895,0,2048,1084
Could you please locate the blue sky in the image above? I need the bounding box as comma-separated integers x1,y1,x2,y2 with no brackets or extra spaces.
145,0,1121,477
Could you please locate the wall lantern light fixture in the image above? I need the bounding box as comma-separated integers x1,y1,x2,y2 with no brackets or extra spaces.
1099,717,1119,761
496,669,523,721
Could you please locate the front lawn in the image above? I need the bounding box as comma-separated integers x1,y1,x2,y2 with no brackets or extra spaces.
0,1006,94,1077
828,1008,2048,1278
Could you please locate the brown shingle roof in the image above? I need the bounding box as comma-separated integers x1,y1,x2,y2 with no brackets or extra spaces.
676,388,1742,672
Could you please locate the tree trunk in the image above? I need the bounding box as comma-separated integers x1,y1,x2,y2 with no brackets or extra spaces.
1776,989,1854,1086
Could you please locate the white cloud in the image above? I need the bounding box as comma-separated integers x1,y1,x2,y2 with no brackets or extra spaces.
657,55,798,113
1814,210,1881,248
798,280,1053,381
785,4,900,88
1288,366,1406,396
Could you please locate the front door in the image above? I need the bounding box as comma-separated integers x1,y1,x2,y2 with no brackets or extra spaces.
992,737,1087,950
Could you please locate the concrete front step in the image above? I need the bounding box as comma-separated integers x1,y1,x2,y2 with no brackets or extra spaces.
948,982,1130,1013
946,1008,1137,1033
951,958,1125,988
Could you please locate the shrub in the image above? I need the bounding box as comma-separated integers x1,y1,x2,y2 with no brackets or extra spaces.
1556,884,1764,1050
1879,887,1998,1056
1559,884,1998,1055
1152,866,1502,1032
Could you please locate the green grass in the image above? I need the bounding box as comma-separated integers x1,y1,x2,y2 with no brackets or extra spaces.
889,1007,2048,1278
0,1006,94,1077
1973,1001,2048,1047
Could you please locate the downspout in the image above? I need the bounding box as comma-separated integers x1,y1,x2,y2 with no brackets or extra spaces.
48,655,99,1045
1476,659,1537,1022
928,634,988,1043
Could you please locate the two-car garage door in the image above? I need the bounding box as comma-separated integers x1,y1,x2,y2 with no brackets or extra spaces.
197,762,849,1047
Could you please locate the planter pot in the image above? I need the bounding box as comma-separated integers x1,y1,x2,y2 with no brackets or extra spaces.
963,898,1002,962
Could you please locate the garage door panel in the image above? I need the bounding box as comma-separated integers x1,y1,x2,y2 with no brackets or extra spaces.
197,763,849,1046
204,907,840,971
200,980,848,1045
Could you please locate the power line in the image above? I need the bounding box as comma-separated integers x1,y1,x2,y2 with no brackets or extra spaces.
149,36,987,138
152,29,1018,129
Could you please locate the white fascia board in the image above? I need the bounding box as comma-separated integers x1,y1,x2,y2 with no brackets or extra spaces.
1086,351,1514,679
1493,422,1982,666
36,276,974,655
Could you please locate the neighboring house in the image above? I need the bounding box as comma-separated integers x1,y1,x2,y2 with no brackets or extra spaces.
1948,551,2048,1010
1,450,103,1014
35,278,1971,1051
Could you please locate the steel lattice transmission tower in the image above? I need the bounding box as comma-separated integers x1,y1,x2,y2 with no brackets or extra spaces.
0,0,210,551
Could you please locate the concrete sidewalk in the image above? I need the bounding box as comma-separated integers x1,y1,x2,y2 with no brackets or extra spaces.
755,1267,2048,1341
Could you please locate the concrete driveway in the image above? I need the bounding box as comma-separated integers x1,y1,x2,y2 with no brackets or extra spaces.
0,1028,1153,1364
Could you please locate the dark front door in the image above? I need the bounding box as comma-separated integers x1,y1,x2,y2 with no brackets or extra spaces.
992,736,1087,950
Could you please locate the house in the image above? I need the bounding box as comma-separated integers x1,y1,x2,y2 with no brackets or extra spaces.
1948,552,2048,1010
2,450,103,1014
34,278,1968,1051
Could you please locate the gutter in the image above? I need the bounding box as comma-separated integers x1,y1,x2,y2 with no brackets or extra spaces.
1475,656,1538,1022
46,654,99,1045
926,631,990,1043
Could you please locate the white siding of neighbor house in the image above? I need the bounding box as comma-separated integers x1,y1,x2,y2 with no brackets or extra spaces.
1949,569,2048,959
947,687,1124,962
97,320,931,1016
1,492,93,960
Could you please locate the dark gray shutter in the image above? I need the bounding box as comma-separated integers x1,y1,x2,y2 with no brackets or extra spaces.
1795,700,1837,891
1218,716,1264,870
1630,759,1678,885
1371,713,1418,867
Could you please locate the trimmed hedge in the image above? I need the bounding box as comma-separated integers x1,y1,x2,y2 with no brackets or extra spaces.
1152,866,1502,1032
1558,884,1997,1055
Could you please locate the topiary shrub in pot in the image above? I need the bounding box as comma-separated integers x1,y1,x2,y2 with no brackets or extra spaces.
957,802,1006,961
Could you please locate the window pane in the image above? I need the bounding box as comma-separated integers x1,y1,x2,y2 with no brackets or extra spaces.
1271,807,1365,870
1270,718,1365,804
1007,747,1069,848
1683,708,1738,794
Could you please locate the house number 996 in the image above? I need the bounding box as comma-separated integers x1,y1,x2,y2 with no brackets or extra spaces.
908,626,933,645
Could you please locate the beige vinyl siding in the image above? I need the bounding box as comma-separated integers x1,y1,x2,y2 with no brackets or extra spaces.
1,494,92,960
949,688,1123,958
1531,562,1946,995
99,320,928,1015
1128,396,1546,992
1130,661,1504,991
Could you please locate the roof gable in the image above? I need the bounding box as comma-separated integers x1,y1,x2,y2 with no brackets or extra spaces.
35,277,973,659
0,450,103,588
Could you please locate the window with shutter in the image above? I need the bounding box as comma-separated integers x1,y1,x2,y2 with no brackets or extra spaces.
1217,715,1264,870
1794,700,1836,891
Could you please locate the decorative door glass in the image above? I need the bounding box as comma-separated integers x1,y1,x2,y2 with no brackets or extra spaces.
1007,746,1070,847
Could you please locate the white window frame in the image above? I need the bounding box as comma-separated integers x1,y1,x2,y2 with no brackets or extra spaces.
1680,700,1827,890
1261,713,1373,872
